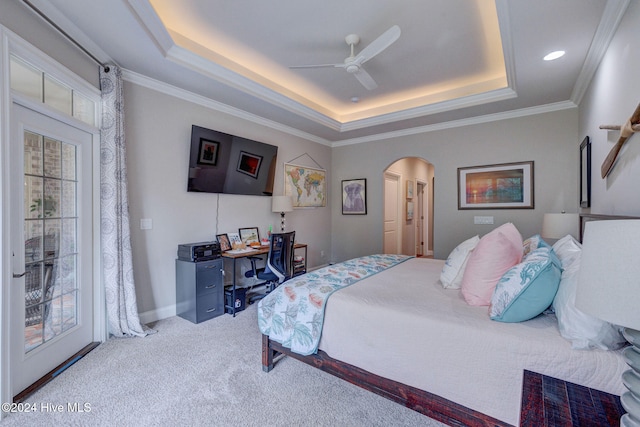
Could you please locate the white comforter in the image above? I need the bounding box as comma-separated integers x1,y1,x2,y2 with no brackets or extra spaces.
318,257,626,426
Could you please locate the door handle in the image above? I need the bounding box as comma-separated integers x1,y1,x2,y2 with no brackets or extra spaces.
13,271,28,278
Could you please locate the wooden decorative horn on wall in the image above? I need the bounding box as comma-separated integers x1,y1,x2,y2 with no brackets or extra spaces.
599,103,640,178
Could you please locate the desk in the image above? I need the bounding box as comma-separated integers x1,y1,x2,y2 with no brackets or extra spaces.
221,243,307,316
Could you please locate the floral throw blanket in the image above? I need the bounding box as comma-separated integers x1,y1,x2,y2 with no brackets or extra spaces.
257,254,412,356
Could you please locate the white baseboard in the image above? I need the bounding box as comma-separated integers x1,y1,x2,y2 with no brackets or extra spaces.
139,304,176,325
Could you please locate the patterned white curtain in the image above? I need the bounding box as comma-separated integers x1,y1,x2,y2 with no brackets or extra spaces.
100,65,147,337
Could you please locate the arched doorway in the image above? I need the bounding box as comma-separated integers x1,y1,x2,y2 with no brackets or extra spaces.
383,157,434,256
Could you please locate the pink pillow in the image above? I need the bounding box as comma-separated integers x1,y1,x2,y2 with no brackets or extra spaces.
460,223,523,306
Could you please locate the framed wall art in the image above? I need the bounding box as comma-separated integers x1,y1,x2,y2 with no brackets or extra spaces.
406,180,414,199
580,136,591,208
458,161,534,209
237,151,263,178
406,201,414,220
341,178,367,215
284,163,326,208
197,138,219,166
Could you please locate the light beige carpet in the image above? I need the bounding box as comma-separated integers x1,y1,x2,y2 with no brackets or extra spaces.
2,304,445,426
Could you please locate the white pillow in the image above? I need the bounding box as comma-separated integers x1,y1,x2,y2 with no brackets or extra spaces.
551,234,582,270
552,248,626,350
440,235,480,289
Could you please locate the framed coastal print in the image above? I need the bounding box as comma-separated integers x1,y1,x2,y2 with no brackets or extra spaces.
458,161,534,209
341,178,366,215
198,138,219,165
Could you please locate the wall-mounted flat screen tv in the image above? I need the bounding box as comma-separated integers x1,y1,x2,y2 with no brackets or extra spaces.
187,125,278,196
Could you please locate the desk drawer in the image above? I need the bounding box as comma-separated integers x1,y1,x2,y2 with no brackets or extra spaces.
195,260,223,296
196,291,224,322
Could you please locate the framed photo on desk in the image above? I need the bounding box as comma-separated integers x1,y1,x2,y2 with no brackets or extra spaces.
239,227,260,246
216,233,231,252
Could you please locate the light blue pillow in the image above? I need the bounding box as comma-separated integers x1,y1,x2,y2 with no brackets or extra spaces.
490,247,561,323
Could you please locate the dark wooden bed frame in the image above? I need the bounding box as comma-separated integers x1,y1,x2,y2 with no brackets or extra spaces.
261,214,639,427
262,334,511,427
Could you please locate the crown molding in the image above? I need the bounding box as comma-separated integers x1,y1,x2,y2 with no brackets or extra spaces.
121,69,332,146
333,101,577,147
129,0,518,133
339,86,516,132
570,0,630,105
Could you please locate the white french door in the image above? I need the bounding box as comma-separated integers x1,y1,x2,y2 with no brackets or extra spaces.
10,103,94,397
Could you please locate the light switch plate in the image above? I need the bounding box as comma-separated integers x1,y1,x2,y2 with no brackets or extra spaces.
140,218,153,230
474,216,494,225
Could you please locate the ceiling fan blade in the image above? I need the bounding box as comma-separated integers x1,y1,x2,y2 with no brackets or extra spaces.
289,63,343,69
357,25,401,65
354,68,378,90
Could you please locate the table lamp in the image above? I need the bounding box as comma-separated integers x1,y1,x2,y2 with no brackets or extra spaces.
541,212,579,242
576,220,640,427
272,195,293,232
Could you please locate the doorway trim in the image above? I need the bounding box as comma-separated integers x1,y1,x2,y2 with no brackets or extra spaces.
0,26,105,414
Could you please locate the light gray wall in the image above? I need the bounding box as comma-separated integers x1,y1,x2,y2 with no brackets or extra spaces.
0,1,99,88
579,0,640,216
331,109,579,261
123,82,331,320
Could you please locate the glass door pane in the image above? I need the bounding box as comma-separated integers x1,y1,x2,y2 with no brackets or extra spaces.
24,131,78,352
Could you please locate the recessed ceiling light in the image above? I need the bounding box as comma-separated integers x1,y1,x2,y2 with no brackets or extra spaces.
544,50,565,61
351,97,359,103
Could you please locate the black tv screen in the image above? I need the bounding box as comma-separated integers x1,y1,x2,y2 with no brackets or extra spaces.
187,125,278,196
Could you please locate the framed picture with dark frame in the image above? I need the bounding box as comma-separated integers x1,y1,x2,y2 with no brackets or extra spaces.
341,178,367,215
216,233,231,252
580,136,591,208
237,151,263,178
458,161,534,209
197,138,219,165
238,227,260,246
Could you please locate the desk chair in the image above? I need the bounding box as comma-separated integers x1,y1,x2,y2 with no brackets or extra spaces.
245,231,295,301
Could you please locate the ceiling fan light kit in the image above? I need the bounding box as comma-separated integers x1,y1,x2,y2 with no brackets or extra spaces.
289,25,401,91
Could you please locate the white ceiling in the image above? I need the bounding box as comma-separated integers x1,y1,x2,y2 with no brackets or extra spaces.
29,0,628,145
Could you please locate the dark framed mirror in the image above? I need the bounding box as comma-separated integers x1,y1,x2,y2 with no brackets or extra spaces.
580,136,591,208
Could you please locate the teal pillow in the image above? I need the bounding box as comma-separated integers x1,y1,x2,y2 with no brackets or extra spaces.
490,247,561,323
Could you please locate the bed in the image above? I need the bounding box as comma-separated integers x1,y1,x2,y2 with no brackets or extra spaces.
258,215,632,426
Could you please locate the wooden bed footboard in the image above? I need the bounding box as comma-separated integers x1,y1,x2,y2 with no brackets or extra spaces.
261,334,512,427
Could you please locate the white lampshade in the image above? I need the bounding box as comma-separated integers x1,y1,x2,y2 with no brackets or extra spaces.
272,195,293,213
576,220,640,330
541,213,579,240
576,219,640,426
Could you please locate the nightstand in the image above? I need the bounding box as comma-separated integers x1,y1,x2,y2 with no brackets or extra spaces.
520,370,624,426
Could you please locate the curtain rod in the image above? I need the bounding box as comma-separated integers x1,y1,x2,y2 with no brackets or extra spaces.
22,0,109,71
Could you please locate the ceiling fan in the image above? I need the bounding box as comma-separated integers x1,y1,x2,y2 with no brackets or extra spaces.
289,25,401,90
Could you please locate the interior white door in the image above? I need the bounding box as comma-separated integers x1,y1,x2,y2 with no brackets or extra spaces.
416,182,424,256
10,104,94,397
383,173,400,254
